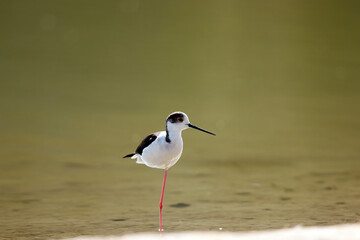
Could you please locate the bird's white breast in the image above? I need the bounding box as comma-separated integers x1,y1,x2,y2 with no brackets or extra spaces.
140,131,183,169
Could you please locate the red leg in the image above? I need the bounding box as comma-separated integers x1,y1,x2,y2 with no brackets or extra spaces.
159,169,168,232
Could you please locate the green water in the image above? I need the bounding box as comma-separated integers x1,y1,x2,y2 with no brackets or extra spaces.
1,1,360,239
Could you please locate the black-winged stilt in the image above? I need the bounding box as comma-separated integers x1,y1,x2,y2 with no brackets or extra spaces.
124,111,215,231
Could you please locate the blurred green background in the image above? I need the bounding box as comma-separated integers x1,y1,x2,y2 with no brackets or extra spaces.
1,0,360,239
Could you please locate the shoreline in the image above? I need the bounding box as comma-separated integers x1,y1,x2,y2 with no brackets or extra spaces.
62,223,360,240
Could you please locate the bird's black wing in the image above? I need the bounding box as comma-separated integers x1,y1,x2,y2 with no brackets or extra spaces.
135,132,161,155
123,153,135,158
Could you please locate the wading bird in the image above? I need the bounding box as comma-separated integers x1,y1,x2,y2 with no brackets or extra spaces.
123,111,215,231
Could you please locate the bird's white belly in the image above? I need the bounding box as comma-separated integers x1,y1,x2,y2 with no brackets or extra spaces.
141,137,183,169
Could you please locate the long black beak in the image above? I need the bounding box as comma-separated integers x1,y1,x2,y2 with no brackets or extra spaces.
187,123,216,136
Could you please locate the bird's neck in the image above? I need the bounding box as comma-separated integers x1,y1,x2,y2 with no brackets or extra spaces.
165,128,182,143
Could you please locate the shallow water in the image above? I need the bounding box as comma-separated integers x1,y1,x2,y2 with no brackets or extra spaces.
1,1,360,239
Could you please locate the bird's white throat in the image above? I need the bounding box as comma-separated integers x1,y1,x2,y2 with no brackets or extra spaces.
165,122,186,143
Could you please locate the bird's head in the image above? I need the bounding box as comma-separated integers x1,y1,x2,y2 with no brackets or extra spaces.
166,111,215,135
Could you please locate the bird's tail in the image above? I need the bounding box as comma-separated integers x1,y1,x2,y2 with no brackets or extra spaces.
123,153,135,158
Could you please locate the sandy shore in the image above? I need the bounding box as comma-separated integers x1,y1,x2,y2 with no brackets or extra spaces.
62,223,360,240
